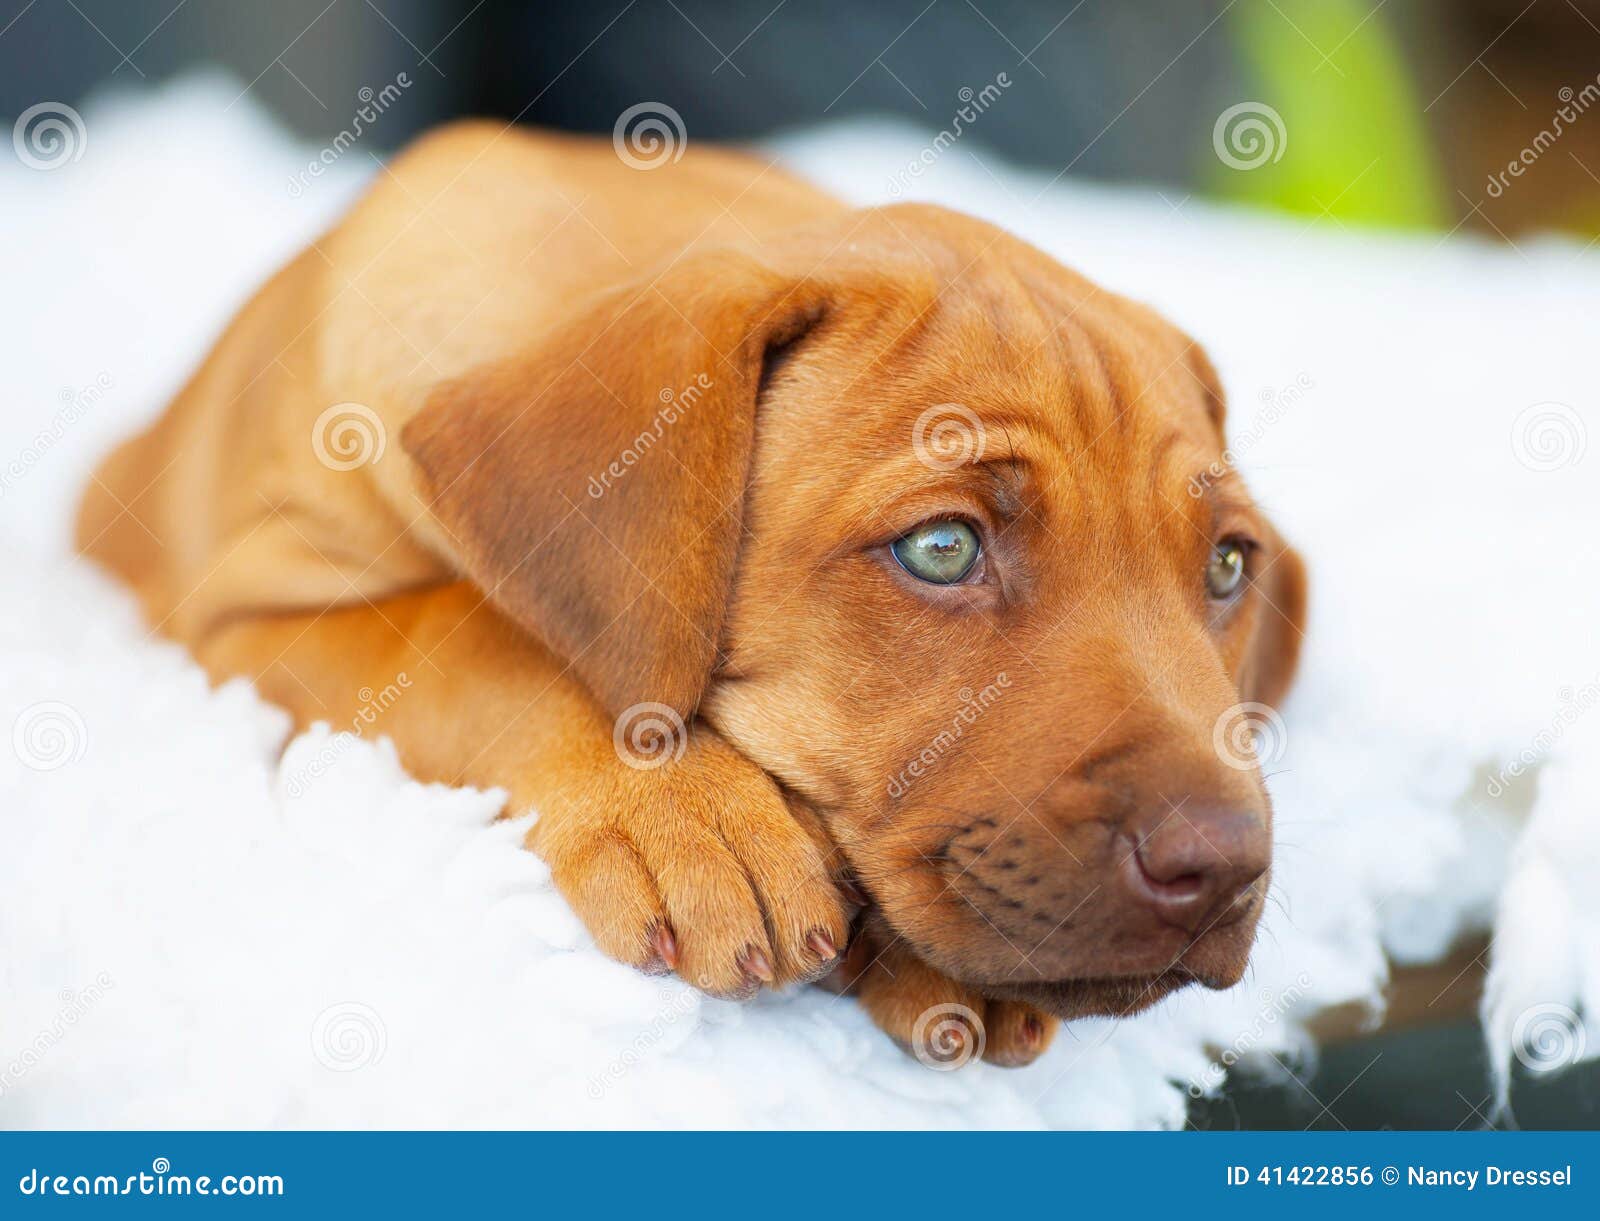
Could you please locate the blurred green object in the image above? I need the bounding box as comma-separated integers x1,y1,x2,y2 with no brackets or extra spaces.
1208,0,1447,228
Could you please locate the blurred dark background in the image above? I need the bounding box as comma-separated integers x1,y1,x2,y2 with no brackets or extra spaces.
5,0,1600,236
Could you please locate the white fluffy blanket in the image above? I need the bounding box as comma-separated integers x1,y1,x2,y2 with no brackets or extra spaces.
3,76,1596,1128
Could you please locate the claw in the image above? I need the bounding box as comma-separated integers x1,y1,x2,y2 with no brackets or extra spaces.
806,928,838,961
740,946,776,983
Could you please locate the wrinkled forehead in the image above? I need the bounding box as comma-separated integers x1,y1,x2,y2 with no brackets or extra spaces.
757,262,1225,513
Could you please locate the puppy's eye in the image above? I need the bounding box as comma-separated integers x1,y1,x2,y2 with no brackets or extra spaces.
1205,540,1248,600
891,520,981,584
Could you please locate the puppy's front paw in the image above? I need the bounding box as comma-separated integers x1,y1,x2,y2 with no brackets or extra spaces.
528,726,850,999
837,918,1057,1068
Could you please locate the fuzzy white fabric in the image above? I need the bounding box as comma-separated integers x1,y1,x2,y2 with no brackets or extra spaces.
2,75,1595,1129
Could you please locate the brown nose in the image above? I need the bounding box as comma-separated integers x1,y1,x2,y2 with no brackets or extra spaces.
1122,805,1269,933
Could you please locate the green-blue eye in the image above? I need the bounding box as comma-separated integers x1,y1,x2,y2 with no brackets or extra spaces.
891,520,981,585
1206,540,1247,600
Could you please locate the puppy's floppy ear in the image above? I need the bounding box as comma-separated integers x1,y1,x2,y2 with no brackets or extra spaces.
402,250,827,722
1240,529,1308,711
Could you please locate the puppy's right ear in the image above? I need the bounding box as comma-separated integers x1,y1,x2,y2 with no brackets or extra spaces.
401,250,829,723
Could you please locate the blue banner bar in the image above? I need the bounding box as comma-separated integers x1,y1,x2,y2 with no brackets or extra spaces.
1,1132,1595,1216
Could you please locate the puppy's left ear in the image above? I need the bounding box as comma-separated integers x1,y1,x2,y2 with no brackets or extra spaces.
401,249,829,723
1240,530,1308,710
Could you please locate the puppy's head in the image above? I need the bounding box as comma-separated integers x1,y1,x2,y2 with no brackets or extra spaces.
404,204,1307,1019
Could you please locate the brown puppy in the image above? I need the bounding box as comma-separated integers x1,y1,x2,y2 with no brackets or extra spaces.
76,122,1305,1068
